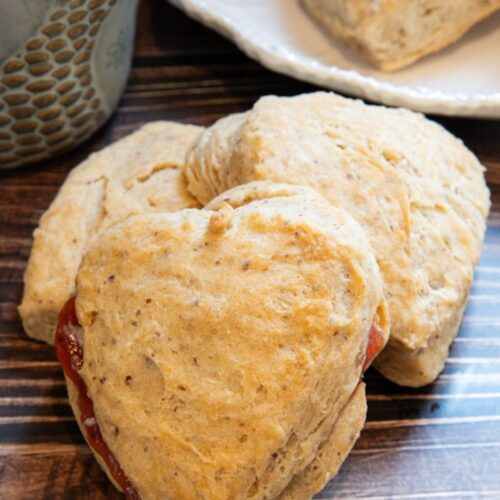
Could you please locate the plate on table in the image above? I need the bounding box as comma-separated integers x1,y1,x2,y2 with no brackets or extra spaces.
168,0,500,118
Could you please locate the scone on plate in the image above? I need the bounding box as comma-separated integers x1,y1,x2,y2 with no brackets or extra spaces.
19,121,202,345
185,92,490,387
302,0,500,71
56,182,389,499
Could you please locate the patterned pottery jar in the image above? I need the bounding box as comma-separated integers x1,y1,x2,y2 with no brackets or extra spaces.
0,0,139,169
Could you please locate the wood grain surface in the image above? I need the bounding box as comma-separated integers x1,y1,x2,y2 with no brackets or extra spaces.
1,0,500,498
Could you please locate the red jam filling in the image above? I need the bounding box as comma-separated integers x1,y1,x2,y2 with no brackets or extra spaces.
55,297,140,500
363,323,386,372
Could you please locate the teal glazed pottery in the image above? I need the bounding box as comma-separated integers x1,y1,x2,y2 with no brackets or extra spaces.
0,0,139,169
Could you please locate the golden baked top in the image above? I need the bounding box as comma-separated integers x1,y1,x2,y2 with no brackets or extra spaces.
74,182,387,499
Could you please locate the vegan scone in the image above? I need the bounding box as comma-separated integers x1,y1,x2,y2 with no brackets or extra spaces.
19,121,202,345
302,0,500,71
19,90,489,497
56,182,389,499
185,92,490,386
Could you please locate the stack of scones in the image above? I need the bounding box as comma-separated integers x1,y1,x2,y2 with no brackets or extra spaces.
19,92,489,499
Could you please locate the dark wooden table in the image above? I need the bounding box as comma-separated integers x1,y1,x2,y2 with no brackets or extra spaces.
1,0,499,498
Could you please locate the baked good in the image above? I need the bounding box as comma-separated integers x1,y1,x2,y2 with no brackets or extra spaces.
56,181,389,499
302,0,500,71
19,121,202,345
185,92,490,386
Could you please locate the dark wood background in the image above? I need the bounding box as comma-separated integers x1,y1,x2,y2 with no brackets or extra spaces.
1,0,500,498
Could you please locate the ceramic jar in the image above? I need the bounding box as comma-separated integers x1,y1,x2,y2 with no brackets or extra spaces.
0,0,139,169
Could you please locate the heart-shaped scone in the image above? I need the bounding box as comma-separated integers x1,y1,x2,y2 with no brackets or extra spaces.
57,182,388,499
184,92,490,386
20,121,202,344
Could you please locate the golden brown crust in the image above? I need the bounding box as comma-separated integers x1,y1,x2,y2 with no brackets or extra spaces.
19,121,202,344
185,92,489,386
70,182,386,499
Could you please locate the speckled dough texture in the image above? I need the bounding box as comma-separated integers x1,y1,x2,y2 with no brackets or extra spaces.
70,182,388,499
302,0,500,71
19,121,202,345
185,92,490,386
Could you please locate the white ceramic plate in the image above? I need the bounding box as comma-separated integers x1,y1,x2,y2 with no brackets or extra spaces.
168,0,500,118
